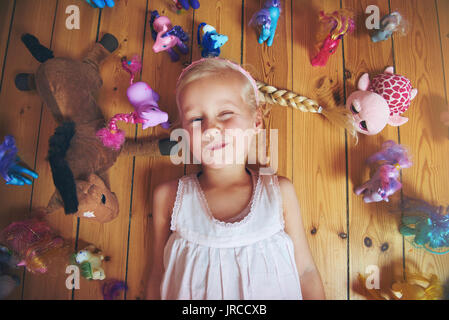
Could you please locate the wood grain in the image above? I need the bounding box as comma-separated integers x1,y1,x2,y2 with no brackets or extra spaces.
292,0,348,300
24,0,100,300
126,1,193,300
391,0,449,288
0,0,14,91
0,0,58,300
343,0,404,300
244,0,292,179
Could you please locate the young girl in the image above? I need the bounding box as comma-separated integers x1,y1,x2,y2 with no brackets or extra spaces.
146,58,325,300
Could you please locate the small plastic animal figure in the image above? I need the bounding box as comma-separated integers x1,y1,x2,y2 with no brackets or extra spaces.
97,55,170,150
173,0,200,11
0,245,20,300
197,23,228,58
0,135,38,186
311,10,355,67
371,12,406,43
250,0,281,47
74,244,107,280
400,197,449,254
354,140,412,203
346,66,418,135
85,0,115,8
0,218,66,274
150,10,189,62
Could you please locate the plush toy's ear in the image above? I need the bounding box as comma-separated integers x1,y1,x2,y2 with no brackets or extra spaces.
384,66,394,74
47,191,64,213
388,115,409,127
357,73,371,91
410,88,418,100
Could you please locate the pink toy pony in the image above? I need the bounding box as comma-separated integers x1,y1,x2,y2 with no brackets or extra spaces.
96,55,169,150
354,140,412,203
347,66,418,135
311,10,355,67
150,10,189,62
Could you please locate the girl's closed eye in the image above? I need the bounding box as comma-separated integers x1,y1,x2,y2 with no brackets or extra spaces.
217,111,234,120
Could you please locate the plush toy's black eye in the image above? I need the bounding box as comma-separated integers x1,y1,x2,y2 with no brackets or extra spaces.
359,121,368,131
351,104,359,114
101,194,106,204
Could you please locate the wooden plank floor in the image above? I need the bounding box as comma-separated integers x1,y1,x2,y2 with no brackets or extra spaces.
0,0,448,300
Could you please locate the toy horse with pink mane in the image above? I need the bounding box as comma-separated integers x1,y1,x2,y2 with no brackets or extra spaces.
97,55,170,150
150,10,189,62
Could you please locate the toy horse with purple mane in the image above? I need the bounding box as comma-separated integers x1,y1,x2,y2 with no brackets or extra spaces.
250,0,281,47
150,10,189,62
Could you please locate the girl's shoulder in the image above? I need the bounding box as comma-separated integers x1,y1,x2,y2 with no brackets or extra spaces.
152,175,184,220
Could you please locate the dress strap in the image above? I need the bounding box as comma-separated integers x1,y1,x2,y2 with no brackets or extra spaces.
170,176,185,231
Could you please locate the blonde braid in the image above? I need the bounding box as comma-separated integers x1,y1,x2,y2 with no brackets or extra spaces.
256,80,358,140
256,81,322,113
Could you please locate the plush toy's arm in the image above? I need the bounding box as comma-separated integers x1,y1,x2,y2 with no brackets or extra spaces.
121,138,178,157
83,34,118,73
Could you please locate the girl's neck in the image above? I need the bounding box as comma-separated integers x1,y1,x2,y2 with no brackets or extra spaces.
197,165,251,189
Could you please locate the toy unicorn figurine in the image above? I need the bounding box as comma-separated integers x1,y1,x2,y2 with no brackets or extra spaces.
311,10,355,67
150,10,189,62
354,140,412,203
347,66,418,135
97,55,170,150
371,12,407,43
197,23,228,58
0,218,67,274
0,135,38,186
250,0,281,47
173,0,200,11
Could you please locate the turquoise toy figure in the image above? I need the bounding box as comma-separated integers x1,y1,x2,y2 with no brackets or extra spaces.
197,23,228,58
400,197,449,255
85,0,115,8
250,0,281,47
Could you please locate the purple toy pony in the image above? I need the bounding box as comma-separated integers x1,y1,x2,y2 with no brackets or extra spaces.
150,10,189,62
96,55,169,150
354,140,412,203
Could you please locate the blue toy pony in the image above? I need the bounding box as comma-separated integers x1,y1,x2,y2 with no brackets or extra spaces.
197,23,228,58
0,135,38,186
250,0,281,47
174,0,200,11
85,0,115,8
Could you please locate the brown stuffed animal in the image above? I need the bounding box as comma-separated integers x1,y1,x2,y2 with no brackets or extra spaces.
15,33,176,223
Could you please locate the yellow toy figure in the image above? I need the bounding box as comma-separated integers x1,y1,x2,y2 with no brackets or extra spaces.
358,272,443,300
74,245,108,280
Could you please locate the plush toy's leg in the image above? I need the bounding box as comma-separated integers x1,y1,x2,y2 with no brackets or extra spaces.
83,33,119,71
21,34,54,63
14,73,36,91
121,138,179,156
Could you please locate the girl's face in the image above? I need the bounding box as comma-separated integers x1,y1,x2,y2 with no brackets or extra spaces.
178,72,262,168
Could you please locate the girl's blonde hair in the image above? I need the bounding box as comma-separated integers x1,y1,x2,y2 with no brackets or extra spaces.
175,59,260,124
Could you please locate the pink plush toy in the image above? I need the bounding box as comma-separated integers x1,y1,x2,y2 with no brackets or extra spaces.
347,66,418,135
354,140,412,203
96,55,169,150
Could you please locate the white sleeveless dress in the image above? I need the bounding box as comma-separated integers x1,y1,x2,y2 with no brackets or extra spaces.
160,168,303,300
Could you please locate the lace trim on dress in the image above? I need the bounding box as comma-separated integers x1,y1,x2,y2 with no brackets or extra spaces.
272,174,285,229
193,169,262,228
170,177,184,231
